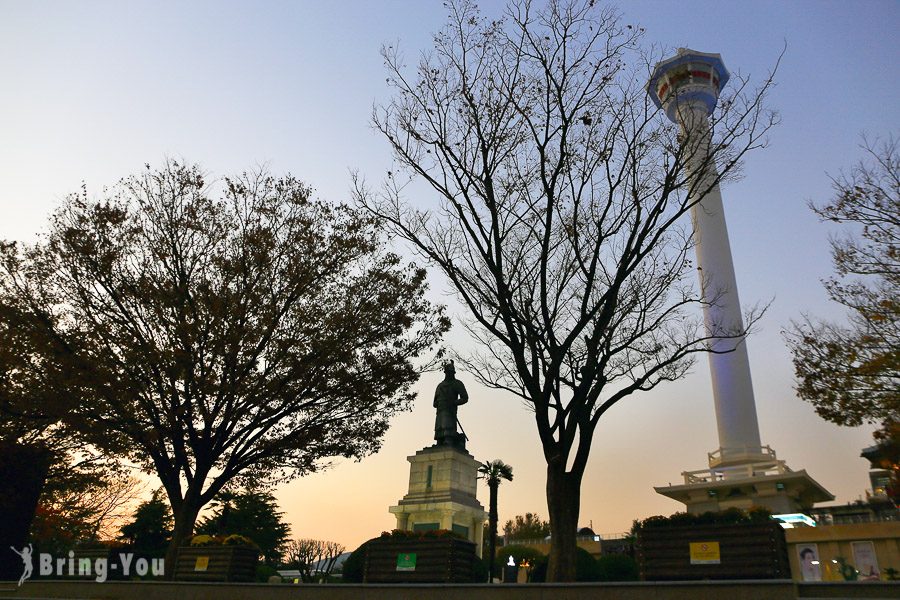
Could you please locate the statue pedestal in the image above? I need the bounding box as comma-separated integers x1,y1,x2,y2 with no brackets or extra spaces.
389,446,487,557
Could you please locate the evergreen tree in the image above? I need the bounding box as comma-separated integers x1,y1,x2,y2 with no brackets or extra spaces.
119,489,173,555
196,489,290,566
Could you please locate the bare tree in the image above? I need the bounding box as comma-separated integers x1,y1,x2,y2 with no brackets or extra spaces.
285,538,346,583
62,473,146,540
356,0,776,581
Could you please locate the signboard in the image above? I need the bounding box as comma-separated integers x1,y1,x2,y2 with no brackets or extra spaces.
797,543,821,581
851,541,880,580
396,553,417,571
194,556,209,572
689,541,721,565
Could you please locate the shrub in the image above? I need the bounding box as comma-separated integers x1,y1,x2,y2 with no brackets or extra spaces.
189,533,257,548
596,554,639,581
639,508,774,529
378,528,465,540
255,564,280,583
530,547,598,582
575,546,601,581
492,544,545,578
340,540,372,583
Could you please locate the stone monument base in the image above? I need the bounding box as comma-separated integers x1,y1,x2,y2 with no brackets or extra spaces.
389,445,487,557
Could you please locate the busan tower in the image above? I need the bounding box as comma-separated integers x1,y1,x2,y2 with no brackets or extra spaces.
647,49,832,514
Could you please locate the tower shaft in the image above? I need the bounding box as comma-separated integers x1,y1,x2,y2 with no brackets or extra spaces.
680,104,763,465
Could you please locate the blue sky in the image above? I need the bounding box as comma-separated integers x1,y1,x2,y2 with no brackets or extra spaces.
1,0,898,548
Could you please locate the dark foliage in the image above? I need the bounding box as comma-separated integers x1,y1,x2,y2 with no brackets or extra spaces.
339,539,372,583
785,135,898,467
503,512,551,541
596,554,639,581
0,161,448,573
196,489,290,566
118,489,173,555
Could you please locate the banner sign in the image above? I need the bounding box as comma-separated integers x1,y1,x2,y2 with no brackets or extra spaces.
689,541,721,565
396,553,417,571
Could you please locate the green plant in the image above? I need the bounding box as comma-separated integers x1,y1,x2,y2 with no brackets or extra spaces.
378,528,465,540
255,564,280,583
531,547,599,582
574,547,601,581
189,533,257,549
596,554,639,581
196,489,290,566
747,505,773,523
339,540,371,583
835,556,859,581
478,459,513,583
639,508,772,529
638,515,668,529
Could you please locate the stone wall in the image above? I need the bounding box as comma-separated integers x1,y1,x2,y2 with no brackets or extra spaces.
785,521,900,581
1,580,898,600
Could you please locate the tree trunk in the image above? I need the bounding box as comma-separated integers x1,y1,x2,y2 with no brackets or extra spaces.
0,442,51,581
487,482,498,582
164,498,202,580
545,463,582,582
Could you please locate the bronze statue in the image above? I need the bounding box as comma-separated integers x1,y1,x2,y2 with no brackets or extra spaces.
433,360,468,448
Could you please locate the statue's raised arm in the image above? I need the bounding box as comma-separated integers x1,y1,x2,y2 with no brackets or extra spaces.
433,360,468,449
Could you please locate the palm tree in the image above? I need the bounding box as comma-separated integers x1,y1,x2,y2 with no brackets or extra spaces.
478,459,513,582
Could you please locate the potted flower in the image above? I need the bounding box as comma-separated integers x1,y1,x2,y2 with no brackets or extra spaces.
636,507,789,581
363,529,477,583
174,534,259,582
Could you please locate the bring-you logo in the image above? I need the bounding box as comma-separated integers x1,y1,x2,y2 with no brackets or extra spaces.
8,544,164,585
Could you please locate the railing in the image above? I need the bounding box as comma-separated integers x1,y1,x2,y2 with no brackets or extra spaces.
708,445,777,467
809,503,900,525
682,459,792,485
502,533,628,546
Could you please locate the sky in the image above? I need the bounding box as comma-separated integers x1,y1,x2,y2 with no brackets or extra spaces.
1,0,898,550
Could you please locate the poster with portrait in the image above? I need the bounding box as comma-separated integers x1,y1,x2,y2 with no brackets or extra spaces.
851,541,880,580
797,543,821,581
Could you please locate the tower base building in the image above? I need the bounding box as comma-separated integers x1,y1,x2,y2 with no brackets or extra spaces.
655,445,833,514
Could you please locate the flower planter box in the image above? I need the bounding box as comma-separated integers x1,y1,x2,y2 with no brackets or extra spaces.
174,545,258,582
637,521,789,581
364,537,477,583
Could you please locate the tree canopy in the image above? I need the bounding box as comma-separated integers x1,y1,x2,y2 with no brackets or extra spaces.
504,512,551,541
357,0,775,580
0,160,448,570
1,299,135,556
786,136,899,432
